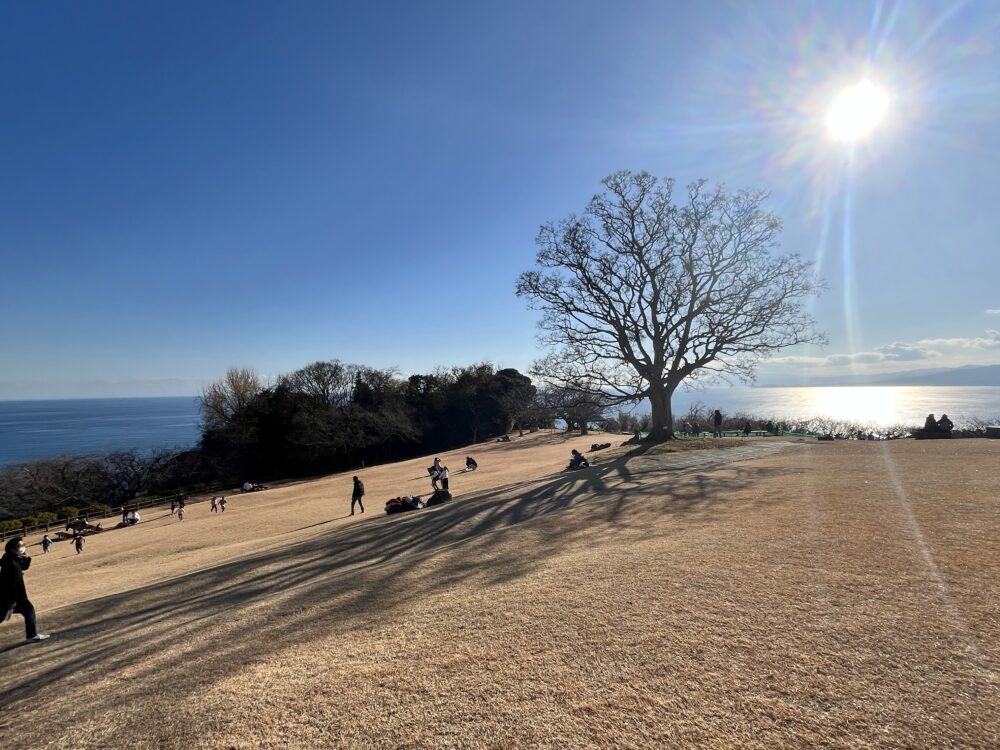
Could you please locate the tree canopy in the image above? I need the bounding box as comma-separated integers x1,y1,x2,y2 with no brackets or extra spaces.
517,170,825,440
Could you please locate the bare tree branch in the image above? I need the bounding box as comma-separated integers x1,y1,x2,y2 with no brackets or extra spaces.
516,171,826,440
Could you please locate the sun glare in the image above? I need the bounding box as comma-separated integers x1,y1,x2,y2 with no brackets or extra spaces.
826,80,889,142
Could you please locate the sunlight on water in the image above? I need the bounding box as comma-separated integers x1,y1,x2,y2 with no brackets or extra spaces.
677,386,1000,428
813,386,898,424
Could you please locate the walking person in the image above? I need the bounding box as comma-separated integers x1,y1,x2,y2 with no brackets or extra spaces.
219,496,227,512
41,535,53,554
429,457,443,490
713,409,723,438
177,506,185,521
170,498,177,514
350,476,365,516
74,535,85,554
1,537,50,643
438,465,450,492
210,496,218,513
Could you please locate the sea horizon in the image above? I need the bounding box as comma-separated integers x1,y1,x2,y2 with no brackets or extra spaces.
2,386,999,469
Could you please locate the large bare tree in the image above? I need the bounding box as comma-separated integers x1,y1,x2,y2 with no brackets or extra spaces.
516,171,825,441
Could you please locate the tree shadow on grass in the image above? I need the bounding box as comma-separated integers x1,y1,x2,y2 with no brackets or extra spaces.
0,442,795,730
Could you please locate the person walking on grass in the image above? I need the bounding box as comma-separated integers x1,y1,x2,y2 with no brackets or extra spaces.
713,409,723,438
41,535,53,554
219,496,227,512
438,465,450,492
350,476,365,516
429,457,443,490
1,537,50,643
74,535,85,555
210,496,218,513
177,506,185,522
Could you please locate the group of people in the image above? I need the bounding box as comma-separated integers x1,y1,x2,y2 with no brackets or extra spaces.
349,455,481,517
428,458,450,491
922,413,954,437
209,496,228,514
2,482,250,645
679,411,771,438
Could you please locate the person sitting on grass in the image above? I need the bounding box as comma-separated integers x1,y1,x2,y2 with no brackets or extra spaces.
937,414,954,435
568,449,590,470
465,456,478,471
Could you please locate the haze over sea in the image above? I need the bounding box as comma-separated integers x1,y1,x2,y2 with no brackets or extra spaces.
1,387,998,469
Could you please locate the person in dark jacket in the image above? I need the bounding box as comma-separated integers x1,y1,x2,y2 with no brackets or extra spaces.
1,537,50,642
350,476,365,516
713,410,723,438
937,414,954,435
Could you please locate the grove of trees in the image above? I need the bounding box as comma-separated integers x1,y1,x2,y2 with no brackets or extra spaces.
0,361,552,525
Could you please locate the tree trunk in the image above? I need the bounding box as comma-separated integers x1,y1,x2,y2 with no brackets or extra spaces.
646,385,675,441
580,422,589,436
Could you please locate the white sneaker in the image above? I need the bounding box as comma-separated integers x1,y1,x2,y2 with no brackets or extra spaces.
27,633,51,642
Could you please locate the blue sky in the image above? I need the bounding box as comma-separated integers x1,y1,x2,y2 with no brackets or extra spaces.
2,0,999,398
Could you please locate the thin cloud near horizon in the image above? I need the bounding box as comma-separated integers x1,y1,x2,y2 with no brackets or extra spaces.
767,330,1000,371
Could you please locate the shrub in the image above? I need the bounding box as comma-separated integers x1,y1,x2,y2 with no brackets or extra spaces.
0,519,24,533
35,512,58,526
89,503,113,518
19,516,39,529
59,506,80,520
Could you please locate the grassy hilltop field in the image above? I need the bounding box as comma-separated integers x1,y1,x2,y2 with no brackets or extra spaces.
1,432,998,749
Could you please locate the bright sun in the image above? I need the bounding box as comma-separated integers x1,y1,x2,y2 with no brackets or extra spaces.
826,80,889,142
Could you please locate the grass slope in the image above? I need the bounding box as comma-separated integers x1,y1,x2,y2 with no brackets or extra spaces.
1,435,998,749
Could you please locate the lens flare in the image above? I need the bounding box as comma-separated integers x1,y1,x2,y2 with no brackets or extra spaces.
827,80,889,141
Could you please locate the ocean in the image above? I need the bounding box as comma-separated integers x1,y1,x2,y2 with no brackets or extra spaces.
0,396,202,468
0,387,998,468
673,386,1000,427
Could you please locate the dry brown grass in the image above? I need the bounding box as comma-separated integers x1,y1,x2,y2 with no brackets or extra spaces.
1,434,998,749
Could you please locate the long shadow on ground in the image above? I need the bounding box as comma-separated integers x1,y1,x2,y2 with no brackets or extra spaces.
0,442,795,730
